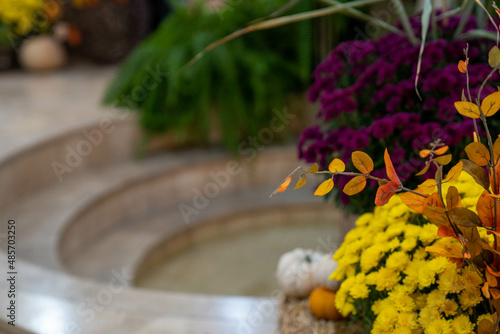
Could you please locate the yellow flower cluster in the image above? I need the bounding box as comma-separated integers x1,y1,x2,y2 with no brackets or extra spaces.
0,0,45,35
332,173,491,334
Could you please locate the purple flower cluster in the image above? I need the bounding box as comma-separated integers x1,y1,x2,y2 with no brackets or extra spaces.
299,13,500,209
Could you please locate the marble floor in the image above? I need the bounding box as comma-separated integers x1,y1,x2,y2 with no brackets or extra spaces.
0,65,350,334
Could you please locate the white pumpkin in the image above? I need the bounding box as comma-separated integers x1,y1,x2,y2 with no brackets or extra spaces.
312,254,340,291
276,248,323,298
19,35,67,72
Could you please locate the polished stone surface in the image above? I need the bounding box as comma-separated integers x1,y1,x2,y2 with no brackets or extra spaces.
0,66,350,334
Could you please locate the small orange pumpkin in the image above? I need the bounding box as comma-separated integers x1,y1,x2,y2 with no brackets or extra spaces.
309,286,343,321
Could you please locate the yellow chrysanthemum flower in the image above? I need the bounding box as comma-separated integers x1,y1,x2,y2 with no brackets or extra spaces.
425,317,453,334
452,314,475,334
386,251,410,271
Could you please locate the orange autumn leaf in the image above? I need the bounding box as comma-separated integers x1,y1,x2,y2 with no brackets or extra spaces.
375,180,400,206
490,163,500,194
483,282,491,299
278,176,292,193
343,176,366,196
455,101,481,119
425,243,463,258
314,179,334,196
458,59,468,73
486,263,500,278
400,191,428,214
434,146,449,155
351,151,374,174
486,269,499,288
425,193,445,208
329,159,345,173
477,190,500,228
384,149,401,185
465,142,491,166
490,288,500,299
419,149,431,158
493,137,500,162
474,131,479,142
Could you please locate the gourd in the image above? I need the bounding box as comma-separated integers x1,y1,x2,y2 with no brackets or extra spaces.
276,248,322,298
308,286,343,321
19,36,66,72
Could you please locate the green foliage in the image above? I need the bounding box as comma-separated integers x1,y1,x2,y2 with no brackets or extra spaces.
103,0,313,150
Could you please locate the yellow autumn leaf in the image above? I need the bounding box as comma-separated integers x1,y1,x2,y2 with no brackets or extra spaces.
433,154,452,165
481,91,500,117
351,151,374,174
417,179,436,194
294,175,307,190
489,45,500,68
343,176,366,196
306,163,318,173
314,179,334,196
444,161,463,183
329,158,345,173
416,162,430,176
454,101,480,119
278,176,292,193
465,142,490,166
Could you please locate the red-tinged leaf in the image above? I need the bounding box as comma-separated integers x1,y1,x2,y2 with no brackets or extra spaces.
490,288,500,299
374,180,400,206
417,179,436,194
425,243,463,258
419,149,430,158
343,176,366,196
294,175,307,190
461,159,490,190
351,151,374,174
446,186,462,210
486,263,500,277
455,101,480,119
458,59,468,73
306,163,318,173
400,191,428,214
437,225,456,238
384,149,401,185
434,146,449,155
314,179,334,196
434,154,452,165
444,161,463,183
481,91,500,117
425,193,444,208
477,190,500,228
465,142,490,166
328,159,345,173
278,176,292,193
416,162,430,176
